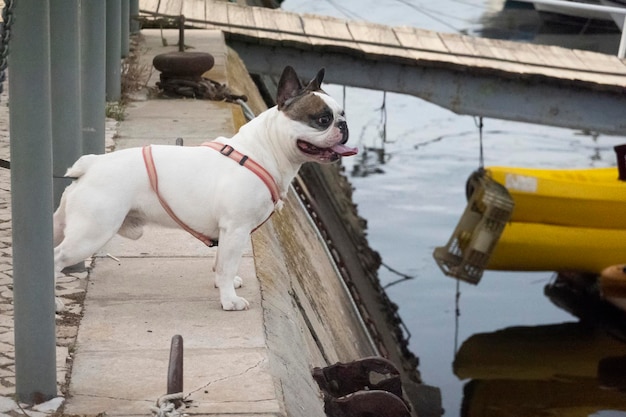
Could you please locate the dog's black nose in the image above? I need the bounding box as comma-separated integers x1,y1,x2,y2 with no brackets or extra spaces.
338,120,349,144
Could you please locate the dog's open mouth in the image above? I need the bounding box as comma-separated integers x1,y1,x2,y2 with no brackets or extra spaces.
297,140,358,161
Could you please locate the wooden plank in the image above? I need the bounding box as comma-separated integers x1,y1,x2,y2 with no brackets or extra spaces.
266,10,312,47
249,7,285,43
572,49,626,76
158,0,183,16
347,21,403,58
301,14,356,52
547,46,591,72
181,0,206,25
226,3,259,39
528,45,572,71
394,26,449,53
462,38,529,74
143,0,626,93
438,32,491,67
508,42,552,69
485,42,534,75
393,26,461,65
205,1,229,30
139,0,161,14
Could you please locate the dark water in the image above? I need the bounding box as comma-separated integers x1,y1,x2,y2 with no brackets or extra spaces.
282,1,626,416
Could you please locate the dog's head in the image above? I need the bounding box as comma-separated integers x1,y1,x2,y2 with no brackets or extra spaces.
276,66,357,163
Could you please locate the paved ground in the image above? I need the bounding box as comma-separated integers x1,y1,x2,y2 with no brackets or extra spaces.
0,28,384,417
0,28,290,417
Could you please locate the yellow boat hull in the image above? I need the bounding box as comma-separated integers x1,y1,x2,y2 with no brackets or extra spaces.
486,166,626,229
487,222,626,273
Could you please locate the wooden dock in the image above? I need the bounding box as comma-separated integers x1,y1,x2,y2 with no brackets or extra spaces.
139,0,626,135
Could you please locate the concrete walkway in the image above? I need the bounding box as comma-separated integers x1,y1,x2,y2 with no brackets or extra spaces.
64,30,281,415
0,26,406,417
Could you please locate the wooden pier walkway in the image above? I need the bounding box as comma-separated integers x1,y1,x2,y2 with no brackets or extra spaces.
139,0,626,135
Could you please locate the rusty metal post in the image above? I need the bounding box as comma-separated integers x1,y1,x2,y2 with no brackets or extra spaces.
167,335,184,408
179,15,185,52
9,0,57,404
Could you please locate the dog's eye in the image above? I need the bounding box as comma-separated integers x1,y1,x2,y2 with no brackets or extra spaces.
317,114,332,127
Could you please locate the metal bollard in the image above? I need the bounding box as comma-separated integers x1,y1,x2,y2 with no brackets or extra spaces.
167,335,184,408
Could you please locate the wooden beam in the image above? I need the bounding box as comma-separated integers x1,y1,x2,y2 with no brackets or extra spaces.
229,40,626,135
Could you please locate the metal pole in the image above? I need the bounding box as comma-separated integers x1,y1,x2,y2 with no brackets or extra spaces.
106,0,122,101
121,0,130,58
516,0,626,15
619,26,626,59
81,0,107,155
9,0,57,404
167,335,184,408
130,0,140,34
50,0,82,209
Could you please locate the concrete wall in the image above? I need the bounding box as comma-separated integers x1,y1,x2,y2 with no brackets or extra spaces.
226,48,381,417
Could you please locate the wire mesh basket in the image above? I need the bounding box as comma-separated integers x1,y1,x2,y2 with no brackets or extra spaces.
433,169,514,284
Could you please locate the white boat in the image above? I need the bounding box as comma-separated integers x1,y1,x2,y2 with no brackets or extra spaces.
534,0,614,20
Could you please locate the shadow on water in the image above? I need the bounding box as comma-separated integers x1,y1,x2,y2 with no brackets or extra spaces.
455,322,626,417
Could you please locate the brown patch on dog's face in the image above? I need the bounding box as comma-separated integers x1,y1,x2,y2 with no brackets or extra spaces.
282,92,337,131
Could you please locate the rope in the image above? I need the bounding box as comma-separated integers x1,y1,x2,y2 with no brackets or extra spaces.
236,98,255,121
380,91,387,144
474,116,484,169
150,392,186,417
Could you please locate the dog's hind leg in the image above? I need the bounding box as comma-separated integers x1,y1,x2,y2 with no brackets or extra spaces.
54,203,128,274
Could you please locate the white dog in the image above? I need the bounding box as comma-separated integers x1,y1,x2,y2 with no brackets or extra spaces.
53,66,357,311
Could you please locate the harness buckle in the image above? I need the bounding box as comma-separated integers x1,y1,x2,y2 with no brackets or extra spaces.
220,144,235,156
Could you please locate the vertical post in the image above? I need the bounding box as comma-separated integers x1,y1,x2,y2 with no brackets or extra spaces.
9,0,57,404
50,0,82,209
81,0,107,155
130,0,140,34
179,15,185,52
121,0,130,58
106,0,122,101
618,26,626,59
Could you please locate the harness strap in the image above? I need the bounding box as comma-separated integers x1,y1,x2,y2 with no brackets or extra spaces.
141,143,282,247
142,145,218,247
201,141,281,205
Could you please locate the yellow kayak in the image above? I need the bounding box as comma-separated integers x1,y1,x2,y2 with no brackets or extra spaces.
486,166,626,229
487,222,626,273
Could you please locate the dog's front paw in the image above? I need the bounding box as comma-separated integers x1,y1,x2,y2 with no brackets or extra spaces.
221,296,250,311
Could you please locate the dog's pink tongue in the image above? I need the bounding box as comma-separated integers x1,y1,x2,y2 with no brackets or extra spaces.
331,143,358,156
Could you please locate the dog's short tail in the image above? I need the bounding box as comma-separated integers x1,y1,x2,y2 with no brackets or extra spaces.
64,154,98,179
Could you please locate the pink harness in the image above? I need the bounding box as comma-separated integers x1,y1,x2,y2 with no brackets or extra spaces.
142,142,281,247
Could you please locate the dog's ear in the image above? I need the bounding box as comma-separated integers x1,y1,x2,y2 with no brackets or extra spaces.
276,66,303,109
304,68,325,92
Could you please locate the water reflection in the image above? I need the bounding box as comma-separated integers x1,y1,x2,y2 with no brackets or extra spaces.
281,0,626,414
455,322,626,417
